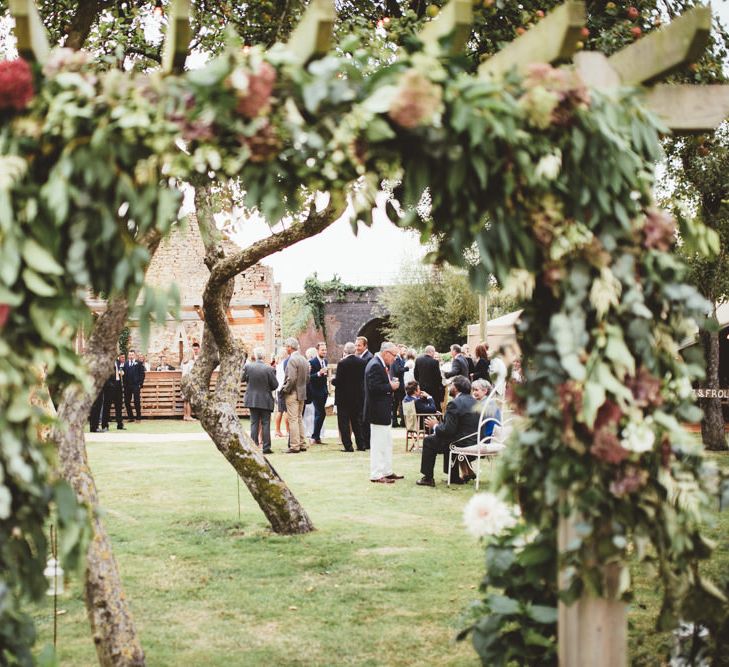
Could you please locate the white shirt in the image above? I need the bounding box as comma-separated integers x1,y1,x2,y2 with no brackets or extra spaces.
490,356,507,395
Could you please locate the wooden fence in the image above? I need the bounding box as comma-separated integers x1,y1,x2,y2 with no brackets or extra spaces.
140,371,249,417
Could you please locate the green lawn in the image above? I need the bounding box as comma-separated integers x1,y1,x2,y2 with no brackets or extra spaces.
33,421,729,666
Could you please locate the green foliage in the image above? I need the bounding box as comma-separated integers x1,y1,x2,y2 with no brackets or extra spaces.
118,326,130,356
300,274,373,337
0,2,727,664
381,263,478,349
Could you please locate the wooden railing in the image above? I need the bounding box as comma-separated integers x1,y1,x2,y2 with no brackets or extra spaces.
139,371,249,418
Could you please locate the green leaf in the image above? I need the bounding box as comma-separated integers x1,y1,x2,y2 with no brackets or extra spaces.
22,268,57,297
526,604,558,624
22,239,64,276
186,56,230,86
365,117,396,142
54,482,79,525
487,594,521,615
581,381,606,429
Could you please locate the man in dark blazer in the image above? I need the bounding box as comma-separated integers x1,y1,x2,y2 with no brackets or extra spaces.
355,335,374,449
102,354,126,431
243,347,279,455
332,342,367,452
414,345,444,409
390,345,407,428
444,344,470,380
364,341,403,483
309,342,329,444
416,375,480,486
123,349,146,422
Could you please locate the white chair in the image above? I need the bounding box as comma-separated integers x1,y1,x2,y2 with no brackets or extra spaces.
447,388,510,490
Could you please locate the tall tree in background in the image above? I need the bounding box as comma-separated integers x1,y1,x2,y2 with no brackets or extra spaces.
667,125,729,450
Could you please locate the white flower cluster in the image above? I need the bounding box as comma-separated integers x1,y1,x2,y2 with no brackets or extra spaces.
535,151,562,181
620,417,655,454
463,492,519,539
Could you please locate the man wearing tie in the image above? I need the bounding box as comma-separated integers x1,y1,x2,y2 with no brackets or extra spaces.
124,349,145,422
309,342,328,444
363,341,404,484
355,335,373,449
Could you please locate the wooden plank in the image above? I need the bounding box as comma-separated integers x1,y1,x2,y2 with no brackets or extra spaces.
162,0,192,73
607,6,711,86
573,51,621,89
419,0,473,55
478,1,585,79
558,514,627,667
286,0,335,65
8,0,50,63
642,84,729,133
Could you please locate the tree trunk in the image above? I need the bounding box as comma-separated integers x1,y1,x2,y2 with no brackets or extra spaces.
181,186,344,535
699,326,727,451
54,296,146,667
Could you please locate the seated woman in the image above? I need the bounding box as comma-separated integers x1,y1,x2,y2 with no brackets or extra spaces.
403,381,438,414
471,379,501,439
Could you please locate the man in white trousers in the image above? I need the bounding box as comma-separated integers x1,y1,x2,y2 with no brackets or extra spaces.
363,341,404,484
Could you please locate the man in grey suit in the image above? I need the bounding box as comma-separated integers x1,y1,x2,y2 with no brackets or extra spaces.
243,347,279,455
280,337,310,453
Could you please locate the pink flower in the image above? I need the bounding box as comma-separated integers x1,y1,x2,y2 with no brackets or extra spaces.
0,58,34,111
591,427,630,465
242,121,281,162
388,70,443,129
626,367,663,408
235,62,276,119
609,466,648,497
0,304,10,328
642,208,676,251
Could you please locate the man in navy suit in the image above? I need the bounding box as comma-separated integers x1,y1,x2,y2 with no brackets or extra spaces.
414,345,444,410
355,335,373,449
416,375,480,487
123,349,146,422
363,341,404,484
390,345,407,427
332,342,367,451
309,342,329,444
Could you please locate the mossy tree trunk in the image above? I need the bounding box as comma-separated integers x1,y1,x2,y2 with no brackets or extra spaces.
182,186,343,535
54,294,146,667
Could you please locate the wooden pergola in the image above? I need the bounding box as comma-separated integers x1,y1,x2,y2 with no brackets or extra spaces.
9,0,729,664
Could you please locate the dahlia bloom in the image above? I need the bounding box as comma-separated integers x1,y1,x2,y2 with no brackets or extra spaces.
0,58,34,111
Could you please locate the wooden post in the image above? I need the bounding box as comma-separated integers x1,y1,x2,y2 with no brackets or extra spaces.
478,293,488,344
286,0,335,65
419,0,473,54
558,516,627,667
607,6,711,86
478,1,584,79
8,0,50,63
162,0,192,73
642,84,729,134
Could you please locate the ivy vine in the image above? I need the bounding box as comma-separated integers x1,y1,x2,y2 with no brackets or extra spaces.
300,274,374,337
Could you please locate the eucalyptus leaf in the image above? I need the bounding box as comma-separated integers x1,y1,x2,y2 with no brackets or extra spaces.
22,239,64,276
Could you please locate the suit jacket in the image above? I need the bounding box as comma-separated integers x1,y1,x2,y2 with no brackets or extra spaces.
124,360,145,389
403,394,437,414
433,392,480,446
281,352,309,400
308,357,329,398
332,354,366,410
363,355,392,425
414,354,442,393
243,361,279,411
445,354,469,379
359,350,373,363
472,357,490,381
391,355,406,385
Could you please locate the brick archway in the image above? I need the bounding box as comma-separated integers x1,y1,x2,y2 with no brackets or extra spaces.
357,316,390,355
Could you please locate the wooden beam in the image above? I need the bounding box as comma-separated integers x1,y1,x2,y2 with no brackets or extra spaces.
8,0,50,64
573,51,621,89
607,6,711,86
286,0,335,65
162,0,192,73
478,1,585,79
642,84,729,133
419,0,473,55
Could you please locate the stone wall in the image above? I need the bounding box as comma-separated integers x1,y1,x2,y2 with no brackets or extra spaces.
297,287,389,361
129,215,281,366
